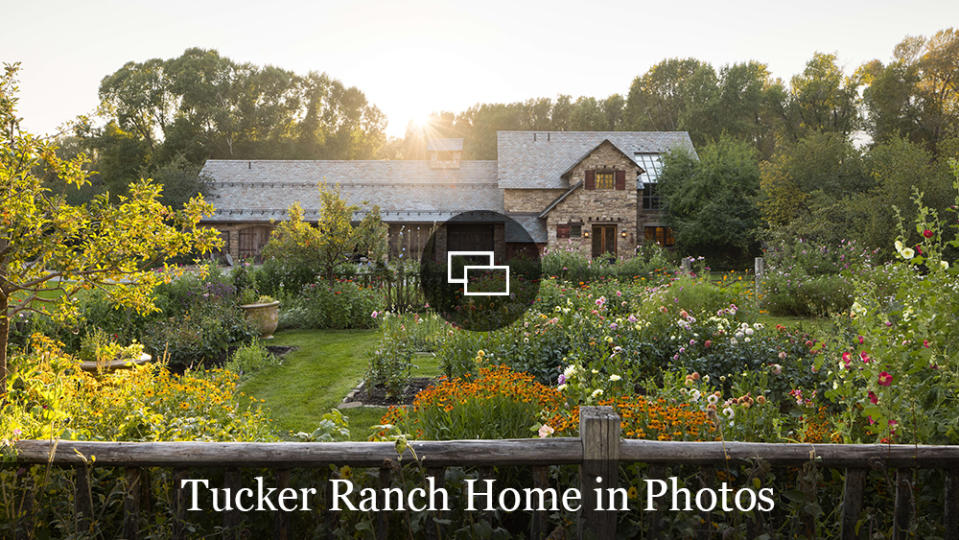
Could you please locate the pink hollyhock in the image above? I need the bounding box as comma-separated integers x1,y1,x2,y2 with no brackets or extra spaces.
878,371,893,386
858,335,864,345
860,351,870,363
923,229,934,238
868,391,878,405
841,352,852,366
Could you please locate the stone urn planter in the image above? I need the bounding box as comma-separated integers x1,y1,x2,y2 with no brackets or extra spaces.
240,300,280,339
80,352,152,373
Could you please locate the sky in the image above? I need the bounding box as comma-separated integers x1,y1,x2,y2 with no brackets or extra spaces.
3,0,958,138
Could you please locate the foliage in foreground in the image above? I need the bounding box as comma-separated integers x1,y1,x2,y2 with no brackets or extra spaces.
0,335,275,442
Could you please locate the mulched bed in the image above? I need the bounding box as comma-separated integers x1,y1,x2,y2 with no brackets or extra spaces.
343,377,437,407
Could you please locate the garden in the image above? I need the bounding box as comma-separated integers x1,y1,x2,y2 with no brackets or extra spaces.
3,62,959,538
4,168,959,536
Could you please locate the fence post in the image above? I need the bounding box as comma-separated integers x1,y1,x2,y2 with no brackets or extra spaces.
945,468,959,540
754,257,765,303
840,468,866,540
579,406,621,540
123,467,141,540
893,469,913,540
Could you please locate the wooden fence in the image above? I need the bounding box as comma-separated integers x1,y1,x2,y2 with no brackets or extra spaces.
7,406,959,539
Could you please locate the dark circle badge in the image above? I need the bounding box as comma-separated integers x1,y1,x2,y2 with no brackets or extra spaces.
419,211,542,331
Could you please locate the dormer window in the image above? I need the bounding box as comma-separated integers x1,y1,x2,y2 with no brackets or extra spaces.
427,138,464,169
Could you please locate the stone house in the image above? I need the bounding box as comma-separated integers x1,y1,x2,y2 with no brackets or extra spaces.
201,131,696,260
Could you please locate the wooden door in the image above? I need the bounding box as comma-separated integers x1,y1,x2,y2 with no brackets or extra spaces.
591,225,617,258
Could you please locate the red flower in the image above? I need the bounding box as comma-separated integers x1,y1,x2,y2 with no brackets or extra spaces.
860,351,870,363
915,245,923,255
878,371,893,386
923,229,934,238
868,391,878,404
704,340,712,348
841,352,852,365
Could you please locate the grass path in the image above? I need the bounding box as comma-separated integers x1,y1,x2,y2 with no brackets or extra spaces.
239,329,442,440
238,329,382,439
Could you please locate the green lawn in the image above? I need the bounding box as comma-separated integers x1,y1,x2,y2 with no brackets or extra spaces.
239,329,442,440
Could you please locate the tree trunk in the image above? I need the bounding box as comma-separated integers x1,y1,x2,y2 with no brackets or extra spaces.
0,292,8,396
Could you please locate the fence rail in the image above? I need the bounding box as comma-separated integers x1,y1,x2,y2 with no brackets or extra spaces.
6,407,959,539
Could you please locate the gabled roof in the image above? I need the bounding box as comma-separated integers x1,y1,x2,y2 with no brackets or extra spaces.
497,131,697,189
201,159,502,222
558,139,645,180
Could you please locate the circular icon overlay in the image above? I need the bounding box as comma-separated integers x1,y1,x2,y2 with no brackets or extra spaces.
419,211,542,331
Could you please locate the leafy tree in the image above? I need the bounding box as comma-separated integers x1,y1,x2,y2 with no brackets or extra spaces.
759,132,868,228
148,154,211,209
785,53,861,139
625,58,719,143
658,137,762,264
860,28,959,152
0,64,222,394
68,48,388,204
262,184,387,283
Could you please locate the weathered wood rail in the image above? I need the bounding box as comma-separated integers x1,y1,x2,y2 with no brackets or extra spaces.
6,407,959,539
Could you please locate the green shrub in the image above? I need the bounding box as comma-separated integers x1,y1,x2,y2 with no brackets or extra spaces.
224,340,276,376
761,238,871,317
281,280,382,329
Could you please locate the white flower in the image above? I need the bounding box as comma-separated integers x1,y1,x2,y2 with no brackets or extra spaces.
895,239,904,252
942,261,950,270
591,369,599,374
609,374,622,382
538,425,555,438
901,247,915,259
722,407,735,419
744,328,754,336
557,384,567,392
690,390,701,401
730,338,738,345
591,389,604,398
707,393,719,405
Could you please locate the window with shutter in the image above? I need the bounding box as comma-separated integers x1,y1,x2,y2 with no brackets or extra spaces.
584,170,596,190
595,172,615,190
614,170,626,190
556,224,571,239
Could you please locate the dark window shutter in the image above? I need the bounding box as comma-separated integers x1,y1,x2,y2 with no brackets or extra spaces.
584,170,595,190
556,224,571,239
614,170,626,190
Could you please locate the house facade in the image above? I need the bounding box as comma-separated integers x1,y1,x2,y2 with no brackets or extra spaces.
200,131,696,261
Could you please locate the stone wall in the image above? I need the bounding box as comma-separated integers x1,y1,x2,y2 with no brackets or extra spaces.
208,222,275,261
543,142,640,259
503,188,567,213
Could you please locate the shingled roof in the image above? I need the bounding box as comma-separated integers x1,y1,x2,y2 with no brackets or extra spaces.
201,159,502,223
496,131,697,189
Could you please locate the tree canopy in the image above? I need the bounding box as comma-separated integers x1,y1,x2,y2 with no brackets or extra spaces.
0,64,223,394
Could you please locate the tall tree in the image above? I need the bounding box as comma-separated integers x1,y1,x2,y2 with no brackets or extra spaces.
625,58,719,143
0,64,222,394
860,28,959,152
785,53,861,139
657,136,762,264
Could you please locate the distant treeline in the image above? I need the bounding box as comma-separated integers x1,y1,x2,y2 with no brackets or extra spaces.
56,29,959,265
